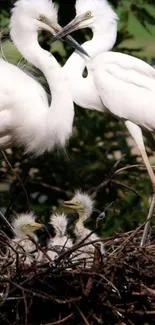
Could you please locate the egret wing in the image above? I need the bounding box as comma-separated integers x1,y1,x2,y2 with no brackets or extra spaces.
93,52,155,131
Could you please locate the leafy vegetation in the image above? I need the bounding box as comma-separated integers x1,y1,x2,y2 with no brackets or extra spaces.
0,0,155,236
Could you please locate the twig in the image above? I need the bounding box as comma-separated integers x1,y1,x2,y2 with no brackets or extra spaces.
56,229,104,263
109,224,143,257
113,164,155,176
45,313,73,325
83,246,100,297
30,180,72,196
0,282,10,307
82,271,121,299
27,234,52,263
1,151,30,208
90,155,126,199
22,289,28,325
90,163,155,199
0,210,15,234
111,179,140,196
73,302,91,325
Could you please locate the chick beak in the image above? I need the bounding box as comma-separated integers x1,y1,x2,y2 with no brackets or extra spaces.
63,200,78,210
30,222,44,232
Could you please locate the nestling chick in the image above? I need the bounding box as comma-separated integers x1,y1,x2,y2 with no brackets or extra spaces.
11,212,43,266
63,190,105,267
47,213,73,262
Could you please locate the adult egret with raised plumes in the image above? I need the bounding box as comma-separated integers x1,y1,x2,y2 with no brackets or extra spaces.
11,212,44,265
52,0,155,245
0,0,85,154
47,213,73,261
64,191,105,267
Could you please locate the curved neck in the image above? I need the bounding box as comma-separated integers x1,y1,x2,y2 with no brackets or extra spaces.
75,218,90,240
79,212,88,222
12,33,66,107
64,21,117,76
63,22,117,111
11,31,74,151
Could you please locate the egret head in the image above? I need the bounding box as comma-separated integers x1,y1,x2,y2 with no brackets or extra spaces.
12,213,44,237
10,0,58,37
75,0,117,29
63,191,94,220
51,0,118,41
49,213,68,237
10,0,89,58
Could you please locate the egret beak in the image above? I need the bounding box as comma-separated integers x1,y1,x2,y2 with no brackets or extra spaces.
39,21,56,33
51,13,92,43
39,21,89,57
51,24,89,57
22,222,44,232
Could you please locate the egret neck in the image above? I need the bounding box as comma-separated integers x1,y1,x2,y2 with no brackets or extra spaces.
63,20,117,112
11,31,74,151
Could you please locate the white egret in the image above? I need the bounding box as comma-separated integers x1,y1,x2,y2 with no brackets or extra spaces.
64,191,105,267
52,0,117,112
52,0,155,245
11,212,44,265
0,0,85,154
47,213,73,261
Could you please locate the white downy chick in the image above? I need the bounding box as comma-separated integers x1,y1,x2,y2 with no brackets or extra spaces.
47,213,73,262
11,212,43,266
63,191,105,267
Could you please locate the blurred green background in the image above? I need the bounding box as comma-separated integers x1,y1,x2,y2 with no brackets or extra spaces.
0,0,155,236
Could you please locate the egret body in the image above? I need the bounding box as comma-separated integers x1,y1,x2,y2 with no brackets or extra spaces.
53,0,155,245
0,0,78,154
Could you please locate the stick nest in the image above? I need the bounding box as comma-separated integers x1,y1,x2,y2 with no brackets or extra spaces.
0,227,155,325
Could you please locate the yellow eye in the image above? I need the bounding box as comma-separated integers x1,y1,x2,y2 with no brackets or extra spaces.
39,15,45,21
85,11,92,18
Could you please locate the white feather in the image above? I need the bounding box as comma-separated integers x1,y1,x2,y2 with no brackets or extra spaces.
11,213,39,266
63,0,117,112
47,213,73,261
0,0,74,154
93,52,155,132
71,191,105,267
63,0,155,245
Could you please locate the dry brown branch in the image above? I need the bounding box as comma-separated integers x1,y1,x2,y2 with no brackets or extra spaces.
1,227,155,324
1,150,30,208
73,302,91,325
45,313,73,325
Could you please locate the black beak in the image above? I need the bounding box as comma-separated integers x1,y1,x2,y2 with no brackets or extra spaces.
65,35,90,57
51,24,90,58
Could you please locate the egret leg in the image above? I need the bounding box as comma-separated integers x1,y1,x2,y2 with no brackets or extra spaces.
125,121,155,246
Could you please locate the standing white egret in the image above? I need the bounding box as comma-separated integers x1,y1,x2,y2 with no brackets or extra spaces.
63,191,105,267
47,213,73,261
0,0,85,154
52,0,155,245
11,212,44,265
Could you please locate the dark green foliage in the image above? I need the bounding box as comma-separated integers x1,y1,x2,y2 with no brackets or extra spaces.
0,0,155,236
